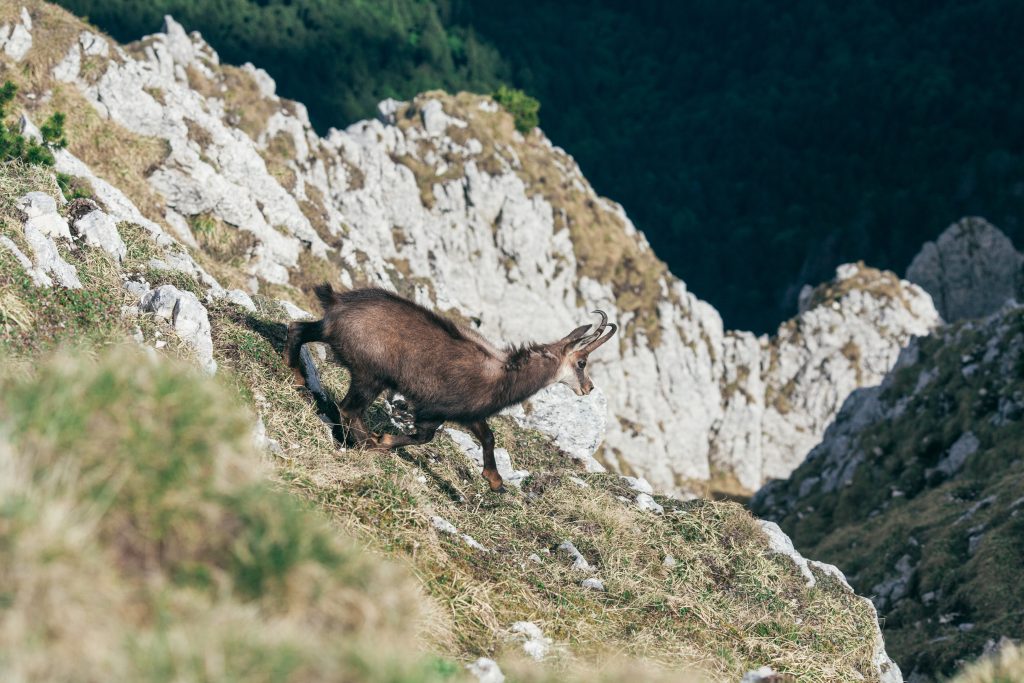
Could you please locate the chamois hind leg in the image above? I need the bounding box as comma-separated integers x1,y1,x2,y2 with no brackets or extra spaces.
337,376,382,447
285,320,323,387
373,418,442,450
465,419,504,493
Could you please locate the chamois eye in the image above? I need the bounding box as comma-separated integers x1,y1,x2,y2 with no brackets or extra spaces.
577,359,587,369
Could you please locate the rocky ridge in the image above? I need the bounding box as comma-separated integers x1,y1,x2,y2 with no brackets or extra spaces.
8,2,938,493
906,217,1023,323
752,220,1024,679
752,301,1024,680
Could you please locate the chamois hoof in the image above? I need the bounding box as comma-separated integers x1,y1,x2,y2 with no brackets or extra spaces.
482,470,505,493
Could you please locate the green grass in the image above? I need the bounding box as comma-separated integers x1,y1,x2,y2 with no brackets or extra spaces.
0,162,126,354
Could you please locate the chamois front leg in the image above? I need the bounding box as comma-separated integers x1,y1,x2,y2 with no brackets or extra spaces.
337,377,381,447
465,419,504,493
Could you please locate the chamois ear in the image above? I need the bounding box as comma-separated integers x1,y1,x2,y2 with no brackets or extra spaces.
561,324,592,347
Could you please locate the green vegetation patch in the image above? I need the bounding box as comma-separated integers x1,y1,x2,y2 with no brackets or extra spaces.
0,348,456,683
493,85,539,133
0,164,126,354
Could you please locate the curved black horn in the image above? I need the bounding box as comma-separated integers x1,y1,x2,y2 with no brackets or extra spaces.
582,322,617,353
574,309,609,348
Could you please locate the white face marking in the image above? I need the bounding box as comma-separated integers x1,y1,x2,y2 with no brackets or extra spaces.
556,356,586,395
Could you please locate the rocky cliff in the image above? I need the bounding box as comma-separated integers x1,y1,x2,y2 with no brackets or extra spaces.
3,2,938,495
752,222,1024,680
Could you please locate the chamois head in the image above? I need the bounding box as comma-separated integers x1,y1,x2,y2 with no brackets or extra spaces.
554,310,617,396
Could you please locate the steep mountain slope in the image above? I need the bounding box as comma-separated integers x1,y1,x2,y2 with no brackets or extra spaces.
0,3,911,679
0,349,454,683
0,128,902,680
752,303,1024,680
3,1,936,496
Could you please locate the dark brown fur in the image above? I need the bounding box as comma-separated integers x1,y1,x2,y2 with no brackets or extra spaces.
286,285,616,491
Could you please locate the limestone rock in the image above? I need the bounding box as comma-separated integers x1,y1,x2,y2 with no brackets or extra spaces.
509,621,551,660
557,540,593,572
52,42,81,82
466,657,505,683
79,30,109,57
504,384,607,472
635,493,664,514
1,8,32,61
17,192,71,240
223,288,257,312
720,263,939,489
0,235,50,287
906,217,1023,322
445,427,530,488
430,515,488,552
20,224,81,289
139,284,217,374
72,210,127,262
741,666,780,683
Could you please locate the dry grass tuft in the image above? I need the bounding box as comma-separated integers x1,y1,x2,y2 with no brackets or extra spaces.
950,641,1024,683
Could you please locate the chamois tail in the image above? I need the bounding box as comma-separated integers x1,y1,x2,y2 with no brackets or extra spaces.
313,282,337,311
285,318,323,387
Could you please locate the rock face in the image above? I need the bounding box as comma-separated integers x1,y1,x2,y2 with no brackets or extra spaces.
503,384,608,472
138,284,217,374
717,263,938,488
0,7,33,61
72,210,127,262
906,217,1023,322
21,9,937,492
753,302,1024,680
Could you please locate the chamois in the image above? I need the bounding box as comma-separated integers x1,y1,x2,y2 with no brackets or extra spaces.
286,285,617,491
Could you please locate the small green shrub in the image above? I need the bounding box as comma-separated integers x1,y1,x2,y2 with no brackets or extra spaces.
493,85,540,133
0,81,68,167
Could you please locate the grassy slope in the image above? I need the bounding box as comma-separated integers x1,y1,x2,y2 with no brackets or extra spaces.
0,155,888,680
752,309,1024,680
